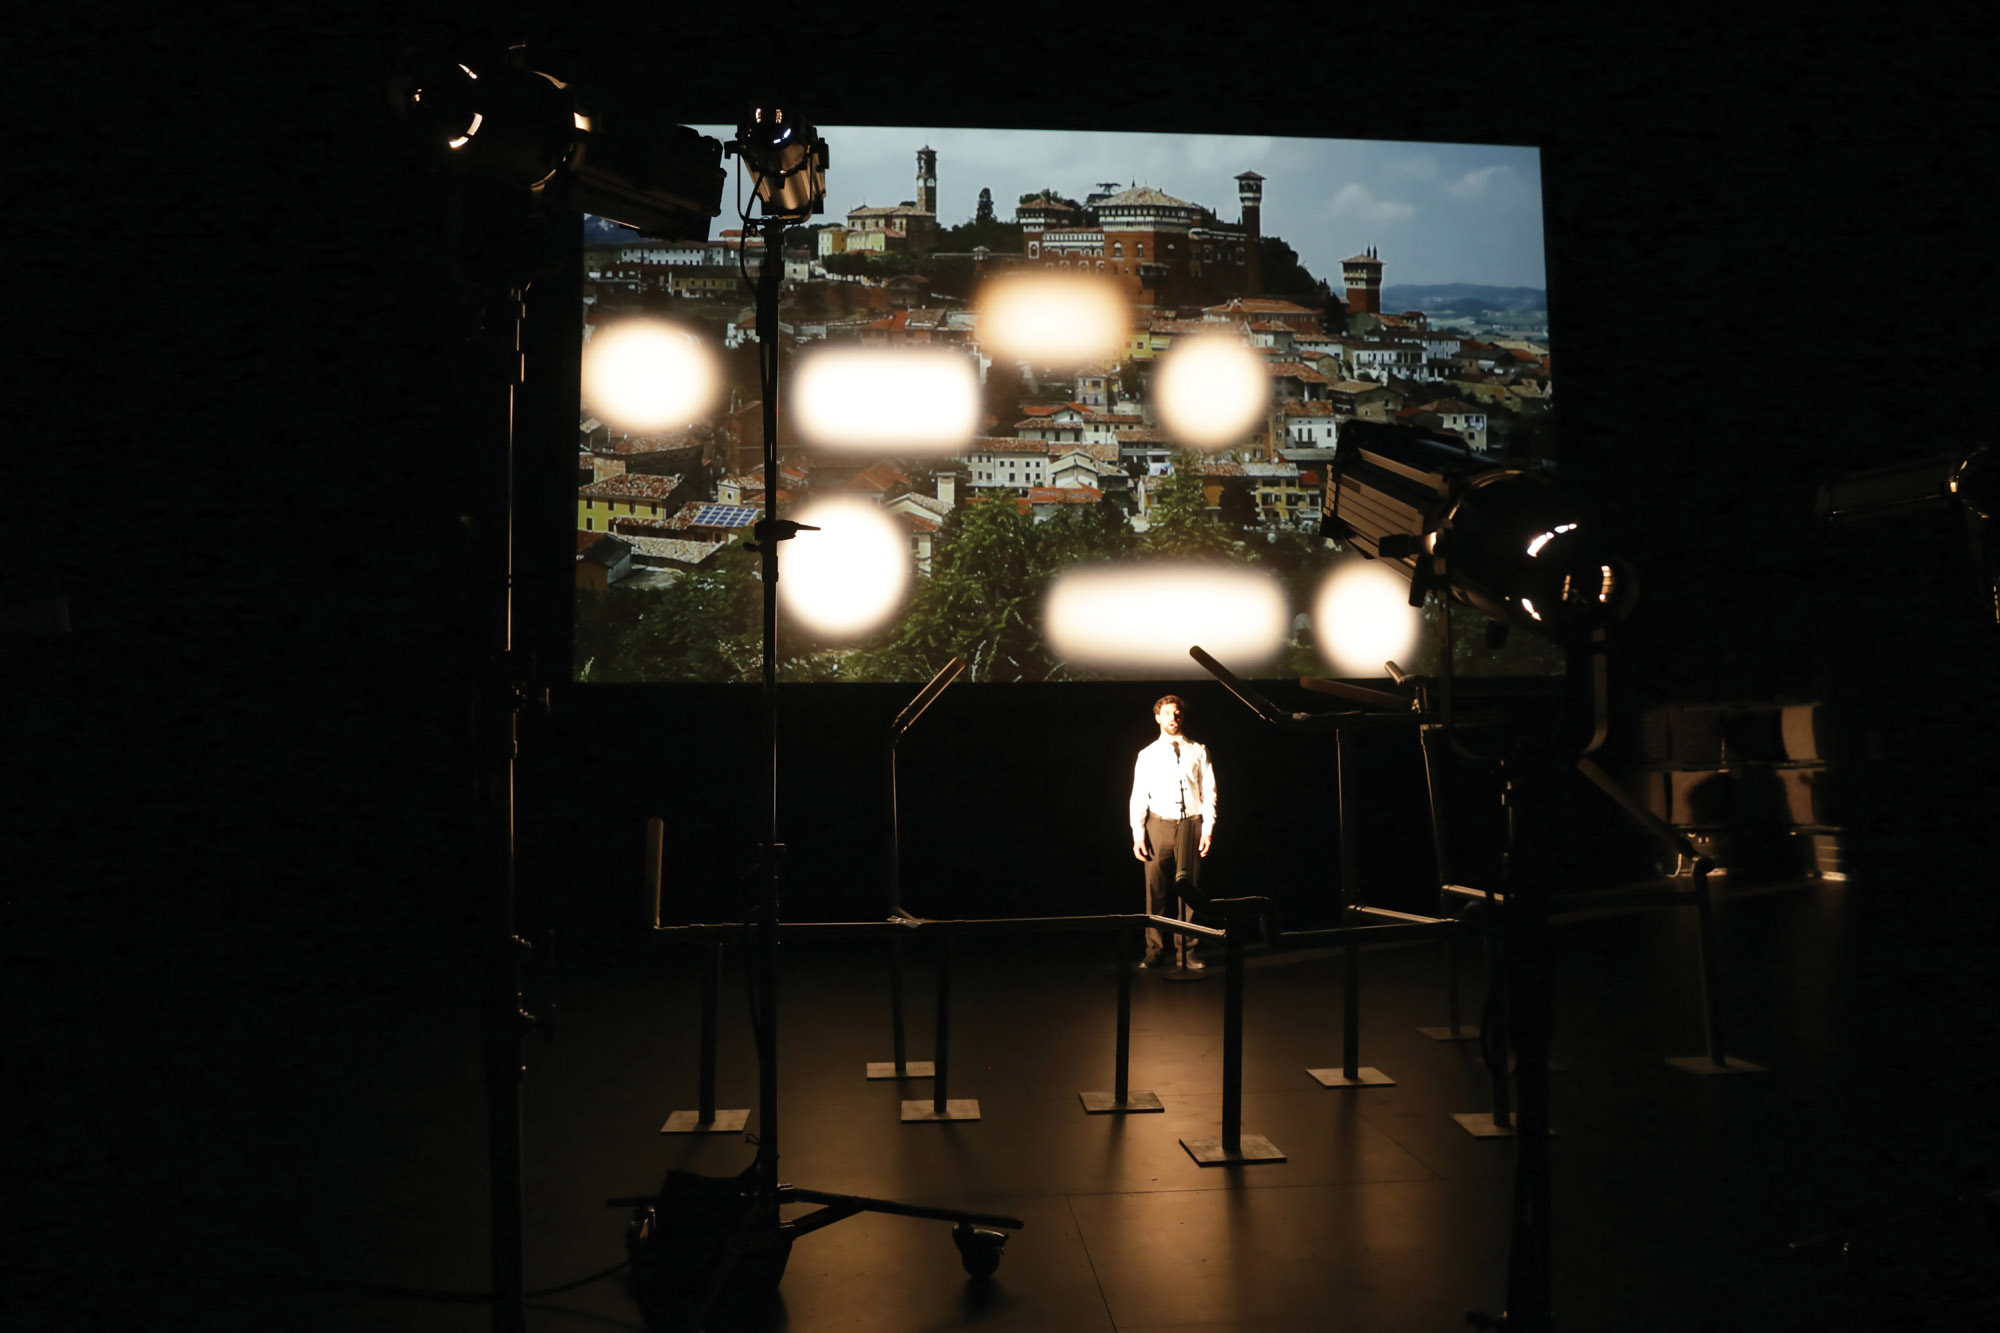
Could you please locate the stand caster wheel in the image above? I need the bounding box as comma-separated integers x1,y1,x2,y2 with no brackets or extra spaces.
952,1223,1007,1278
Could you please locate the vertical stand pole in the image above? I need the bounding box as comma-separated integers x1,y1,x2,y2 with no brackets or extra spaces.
1338,731,1362,1083
750,215,785,1212
1502,778,1554,1329
1221,926,1245,1153
662,939,749,1133
1183,922,1283,1161
698,941,720,1122
474,285,530,1333
932,929,952,1115
1081,927,1163,1113
1691,866,1727,1066
1115,932,1133,1105
904,926,978,1119
890,936,910,1070
1489,770,1517,1131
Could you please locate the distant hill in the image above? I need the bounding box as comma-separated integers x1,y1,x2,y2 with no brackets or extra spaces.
1380,284,1546,314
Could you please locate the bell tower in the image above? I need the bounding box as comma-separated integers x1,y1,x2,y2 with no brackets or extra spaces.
1236,171,1264,295
916,145,937,215
1343,245,1383,317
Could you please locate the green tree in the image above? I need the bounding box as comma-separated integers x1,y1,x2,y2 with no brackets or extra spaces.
574,544,762,683
1257,236,1321,298
1142,461,1233,560
852,497,1049,681
975,187,994,225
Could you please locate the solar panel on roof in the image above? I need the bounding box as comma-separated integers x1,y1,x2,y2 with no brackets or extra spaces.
693,504,758,527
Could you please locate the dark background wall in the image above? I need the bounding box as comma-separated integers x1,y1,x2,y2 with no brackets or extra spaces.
10,3,1998,1319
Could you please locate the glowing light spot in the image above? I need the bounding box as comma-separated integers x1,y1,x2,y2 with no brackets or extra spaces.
1152,335,1268,450
973,272,1128,369
1525,522,1578,558
778,498,911,638
792,347,979,453
581,320,722,431
448,111,484,149
1312,560,1421,676
1044,564,1288,672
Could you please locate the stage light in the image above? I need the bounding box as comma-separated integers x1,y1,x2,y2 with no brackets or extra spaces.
973,272,1129,369
729,107,827,221
1044,563,1288,673
1152,335,1269,451
1321,421,1635,644
779,498,910,637
581,320,722,431
390,44,573,189
391,44,724,242
792,347,980,453
1312,559,1422,676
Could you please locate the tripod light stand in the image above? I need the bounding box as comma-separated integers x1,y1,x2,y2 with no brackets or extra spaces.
617,107,1022,1331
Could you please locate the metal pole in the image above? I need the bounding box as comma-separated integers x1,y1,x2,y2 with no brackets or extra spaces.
1338,730,1361,1083
1114,930,1133,1106
1221,925,1246,1154
1503,774,1555,1326
932,928,953,1114
753,217,785,1206
1690,866,1729,1066
699,941,720,1122
478,287,529,1333
889,935,909,1073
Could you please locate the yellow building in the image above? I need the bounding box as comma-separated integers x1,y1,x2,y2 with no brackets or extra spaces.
577,473,683,533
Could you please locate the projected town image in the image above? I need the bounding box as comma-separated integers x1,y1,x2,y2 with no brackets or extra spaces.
573,128,1552,683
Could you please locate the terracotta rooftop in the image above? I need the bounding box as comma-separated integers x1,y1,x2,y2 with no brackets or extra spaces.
1028,486,1104,503
579,473,683,501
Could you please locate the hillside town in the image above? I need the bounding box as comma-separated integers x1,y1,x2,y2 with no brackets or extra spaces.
573,147,1552,679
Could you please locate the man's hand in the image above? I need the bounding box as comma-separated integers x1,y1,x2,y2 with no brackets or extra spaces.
1132,838,1151,862
1199,831,1212,857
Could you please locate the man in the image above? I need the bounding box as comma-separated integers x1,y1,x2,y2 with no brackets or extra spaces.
1129,694,1215,970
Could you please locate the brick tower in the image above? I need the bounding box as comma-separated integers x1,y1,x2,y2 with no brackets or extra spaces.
1237,170,1264,295
1343,245,1383,317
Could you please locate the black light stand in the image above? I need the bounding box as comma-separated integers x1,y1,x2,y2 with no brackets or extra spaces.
868,655,966,1081
618,115,1023,1329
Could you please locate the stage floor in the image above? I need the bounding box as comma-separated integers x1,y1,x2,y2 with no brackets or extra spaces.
21,874,2000,1331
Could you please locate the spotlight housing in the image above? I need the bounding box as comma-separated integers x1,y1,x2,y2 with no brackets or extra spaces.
727,107,827,221
1321,421,1635,644
389,43,574,189
390,43,724,241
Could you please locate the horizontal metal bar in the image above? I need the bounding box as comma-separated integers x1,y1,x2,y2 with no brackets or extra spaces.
781,1185,1024,1231
1351,905,1454,926
650,911,1234,941
1441,884,1507,903
1279,920,1460,947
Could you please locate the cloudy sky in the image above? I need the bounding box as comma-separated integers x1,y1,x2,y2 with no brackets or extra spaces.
698,125,1546,292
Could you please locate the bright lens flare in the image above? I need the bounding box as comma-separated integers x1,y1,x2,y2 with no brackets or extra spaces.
973,273,1128,369
778,498,911,638
1313,560,1421,677
581,321,722,431
1045,564,1288,672
793,347,980,453
1152,335,1268,450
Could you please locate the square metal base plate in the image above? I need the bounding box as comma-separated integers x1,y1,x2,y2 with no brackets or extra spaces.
1180,1132,1286,1165
660,1109,749,1135
901,1098,981,1122
1306,1066,1397,1088
1665,1054,1766,1075
1079,1089,1165,1113
865,1061,936,1080
1417,1024,1482,1041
